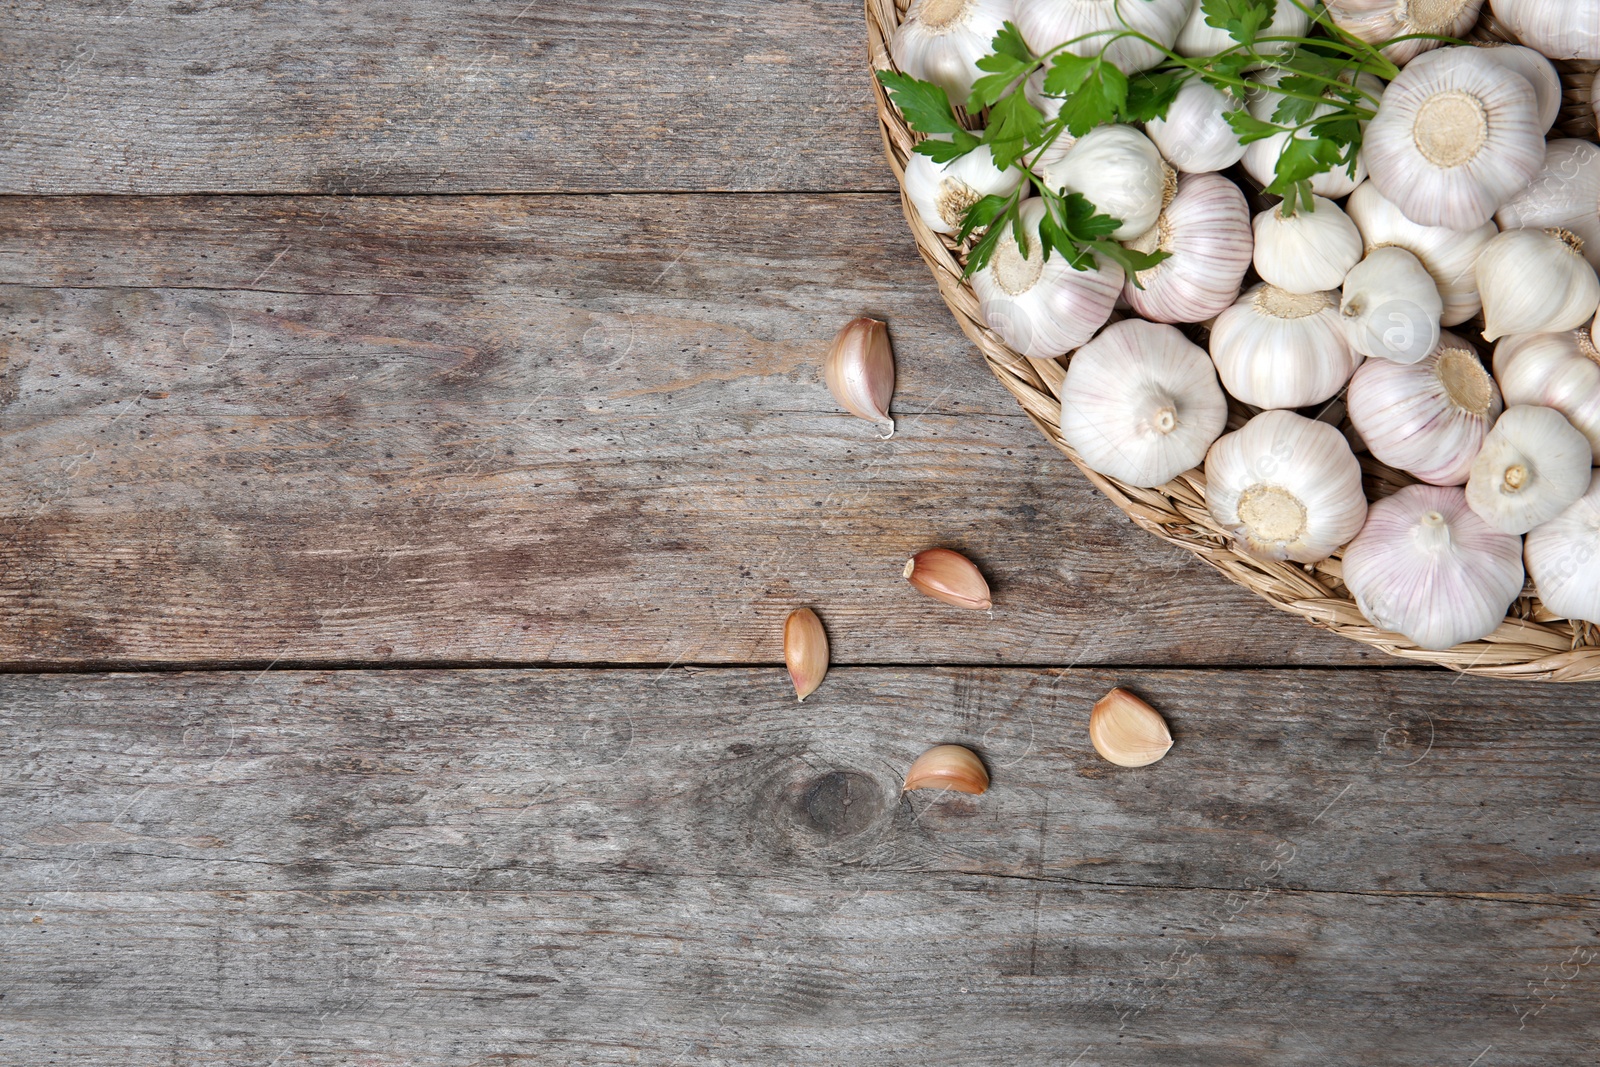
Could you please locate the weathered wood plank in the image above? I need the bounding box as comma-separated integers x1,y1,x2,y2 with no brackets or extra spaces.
0,1,887,195
0,194,1383,668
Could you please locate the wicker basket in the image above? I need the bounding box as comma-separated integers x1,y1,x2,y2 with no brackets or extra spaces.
866,0,1600,681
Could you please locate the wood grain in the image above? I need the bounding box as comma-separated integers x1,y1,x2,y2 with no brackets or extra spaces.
0,193,1384,668
0,0,888,195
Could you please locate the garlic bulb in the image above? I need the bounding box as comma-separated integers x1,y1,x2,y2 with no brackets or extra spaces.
1495,140,1600,270
1340,247,1443,364
1346,182,1498,327
1209,285,1362,410
904,141,1028,236
1493,330,1600,462
1323,0,1485,64
1013,0,1191,75
1346,331,1502,485
1477,228,1600,342
1033,125,1168,240
1123,171,1253,325
1058,319,1228,487
1252,196,1363,294
1205,409,1369,564
972,199,1123,358
1525,472,1600,624
1176,0,1308,59
1487,0,1600,61
1363,46,1544,230
892,0,1018,108
1475,44,1563,133
1144,79,1248,175
1341,483,1524,650
1466,404,1592,534
1242,72,1381,199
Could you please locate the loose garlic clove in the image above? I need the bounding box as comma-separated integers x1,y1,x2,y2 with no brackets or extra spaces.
1205,409,1369,564
1347,331,1502,486
783,608,828,702
1346,183,1497,327
1034,125,1167,240
1209,285,1361,410
1495,140,1600,270
891,0,1017,109
903,140,1027,236
904,548,992,610
1363,46,1545,231
1252,197,1364,295
824,317,896,438
1340,247,1444,364
1014,0,1190,75
1475,44,1563,133
1144,79,1248,175
1058,320,1228,487
1487,0,1600,61
1466,405,1592,534
1526,471,1600,624
1477,228,1600,342
1341,483,1524,650
1089,688,1172,768
1123,171,1253,325
1323,0,1485,64
903,744,989,795
1493,330,1600,462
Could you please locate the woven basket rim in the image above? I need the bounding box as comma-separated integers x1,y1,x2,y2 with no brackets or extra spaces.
864,0,1600,682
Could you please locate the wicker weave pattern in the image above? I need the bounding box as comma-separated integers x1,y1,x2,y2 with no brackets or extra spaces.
866,0,1600,681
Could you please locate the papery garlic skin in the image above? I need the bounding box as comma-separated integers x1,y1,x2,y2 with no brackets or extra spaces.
1488,0,1600,61
1252,196,1364,294
1144,79,1248,174
904,142,1027,236
1340,247,1444,364
1526,471,1600,624
1176,0,1308,59
1477,228,1600,342
1059,319,1228,487
1466,404,1593,534
1324,0,1485,65
1346,182,1498,327
1014,0,1191,75
1476,44,1563,133
1204,409,1369,564
1347,331,1502,485
1341,483,1524,650
1364,47,1545,230
1123,171,1253,325
1034,125,1168,240
1209,285,1362,410
972,199,1123,358
1495,140,1600,270
892,0,1018,108
1493,330,1600,462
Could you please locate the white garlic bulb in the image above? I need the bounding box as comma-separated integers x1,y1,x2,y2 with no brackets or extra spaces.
1209,285,1362,410
1466,404,1593,534
1033,125,1168,240
1058,320,1229,487
1363,46,1545,231
1347,331,1502,485
1341,483,1524,650
1205,409,1369,564
1475,44,1564,133
904,142,1027,236
1525,471,1600,624
1123,171,1253,325
1176,0,1308,59
971,199,1124,358
1323,0,1485,65
1252,196,1364,295
1346,182,1498,327
1013,0,1191,75
1477,228,1600,342
1488,0,1600,61
1242,72,1381,200
1493,330,1600,462
1495,140,1600,270
892,0,1018,108
1340,247,1443,364
1144,79,1248,175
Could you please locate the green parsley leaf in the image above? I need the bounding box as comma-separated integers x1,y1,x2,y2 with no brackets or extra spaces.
956,194,1013,245
983,93,1043,170
1124,70,1186,123
1225,109,1283,145
1091,240,1170,285
1060,191,1123,241
1266,134,1344,194
1041,52,1095,97
1057,59,1128,137
1200,0,1275,47
876,70,968,136
911,131,983,163
989,20,1034,65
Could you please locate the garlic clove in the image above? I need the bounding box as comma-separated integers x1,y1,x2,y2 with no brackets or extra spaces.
1252,196,1364,295
890,0,1017,109
1346,182,1497,327
783,607,828,702
1323,0,1485,65
1339,247,1443,364
1474,43,1563,133
1493,330,1600,463
903,548,992,611
1477,228,1600,342
1495,140,1600,270
824,317,896,438
1089,688,1172,768
1209,284,1361,410
1526,471,1600,624
1034,125,1167,240
1122,171,1253,325
1466,404,1592,534
904,139,1027,236
1014,0,1190,75
1144,79,1248,175
1487,0,1600,61
903,743,989,794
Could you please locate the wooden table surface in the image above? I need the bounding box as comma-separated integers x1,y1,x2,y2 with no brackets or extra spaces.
1,3,1596,1063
